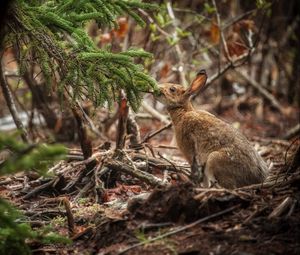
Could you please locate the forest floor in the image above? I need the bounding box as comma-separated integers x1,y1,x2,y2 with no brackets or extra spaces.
0,100,299,255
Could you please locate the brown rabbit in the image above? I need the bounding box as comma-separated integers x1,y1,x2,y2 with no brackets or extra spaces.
156,70,268,189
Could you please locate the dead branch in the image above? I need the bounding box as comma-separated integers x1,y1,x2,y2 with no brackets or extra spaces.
116,93,129,150
283,124,300,140
127,113,141,147
132,153,190,176
166,1,187,86
192,51,252,99
72,108,96,186
268,196,295,218
23,175,65,199
223,9,257,30
76,100,105,139
141,122,172,143
118,205,239,254
62,197,75,236
72,108,94,162
212,0,232,63
0,54,28,142
141,101,169,124
234,70,284,113
105,159,166,187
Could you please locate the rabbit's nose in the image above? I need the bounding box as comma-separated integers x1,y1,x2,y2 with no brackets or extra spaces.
156,90,163,96
157,84,165,94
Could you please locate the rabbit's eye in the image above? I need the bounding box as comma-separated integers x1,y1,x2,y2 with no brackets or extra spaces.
169,87,176,93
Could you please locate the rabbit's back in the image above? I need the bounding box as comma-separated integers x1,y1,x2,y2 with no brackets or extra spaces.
173,110,268,187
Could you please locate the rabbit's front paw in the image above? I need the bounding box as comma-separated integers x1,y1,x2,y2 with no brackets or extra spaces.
191,155,205,184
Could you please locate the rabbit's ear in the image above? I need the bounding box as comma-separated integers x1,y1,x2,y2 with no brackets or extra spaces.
185,69,207,96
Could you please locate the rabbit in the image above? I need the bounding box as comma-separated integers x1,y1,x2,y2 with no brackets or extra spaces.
156,69,269,189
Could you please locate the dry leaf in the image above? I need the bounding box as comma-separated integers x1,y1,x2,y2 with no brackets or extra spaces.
160,63,170,79
113,17,129,39
210,17,220,44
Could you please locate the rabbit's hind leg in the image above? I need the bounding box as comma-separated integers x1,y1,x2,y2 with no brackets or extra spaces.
191,155,205,184
204,150,237,189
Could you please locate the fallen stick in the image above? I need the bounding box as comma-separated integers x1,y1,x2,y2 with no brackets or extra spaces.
23,175,64,199
105,159,166,187
268,196,295,218
283,124,300,140
132,153,190,176
62,197,75,236
118,205,239,254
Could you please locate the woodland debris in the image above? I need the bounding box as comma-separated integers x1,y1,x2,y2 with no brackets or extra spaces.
0,59,28,142
268,196,296,218
116,94,129,151
119,205,239,255
283,123,300,140
126,113,141,147
235,70,284,114
62,197,75,236
23,175,66,199
141,122,172,143
106,159,165,187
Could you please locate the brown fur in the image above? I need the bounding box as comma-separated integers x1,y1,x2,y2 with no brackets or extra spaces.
156,73,268,189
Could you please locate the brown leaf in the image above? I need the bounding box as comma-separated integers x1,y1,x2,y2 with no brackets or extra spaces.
160,63,170,79
210,17,220,44
227,32,247,57
233,19,255,33
113,17,129,39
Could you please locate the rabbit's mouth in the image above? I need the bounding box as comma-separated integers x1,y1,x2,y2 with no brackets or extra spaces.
155,93,167,105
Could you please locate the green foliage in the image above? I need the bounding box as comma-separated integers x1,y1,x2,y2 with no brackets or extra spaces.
204,3,216,14
5,0,158,111
0,199,33,255
0,133,66,175
151,4,191,47
0,133,68,254
256,0,272,10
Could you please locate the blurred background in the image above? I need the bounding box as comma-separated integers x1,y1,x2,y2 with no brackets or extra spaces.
1,0,299,143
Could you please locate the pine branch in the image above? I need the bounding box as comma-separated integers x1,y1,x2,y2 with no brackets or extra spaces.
4,0,158,111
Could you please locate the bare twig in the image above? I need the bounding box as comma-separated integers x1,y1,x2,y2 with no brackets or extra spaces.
61,197,75,236
118,205,239,254
23,175,64,199
141,122,172,143
132,153,190,176
268,196,295,218
234,70,284,114
141,101,169,124
223,9,257,30
138,9,171,38
116,92,129,150
192,51,252,100
127,112,141,147
0,53,28,142
105,159,166,187
76,100,104,139
72,108,96,183
212,0,232,63
283,124,300,140
166,1,187,86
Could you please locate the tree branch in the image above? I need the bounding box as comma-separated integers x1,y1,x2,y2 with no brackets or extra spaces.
234,70,284,114
0,54,28,142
